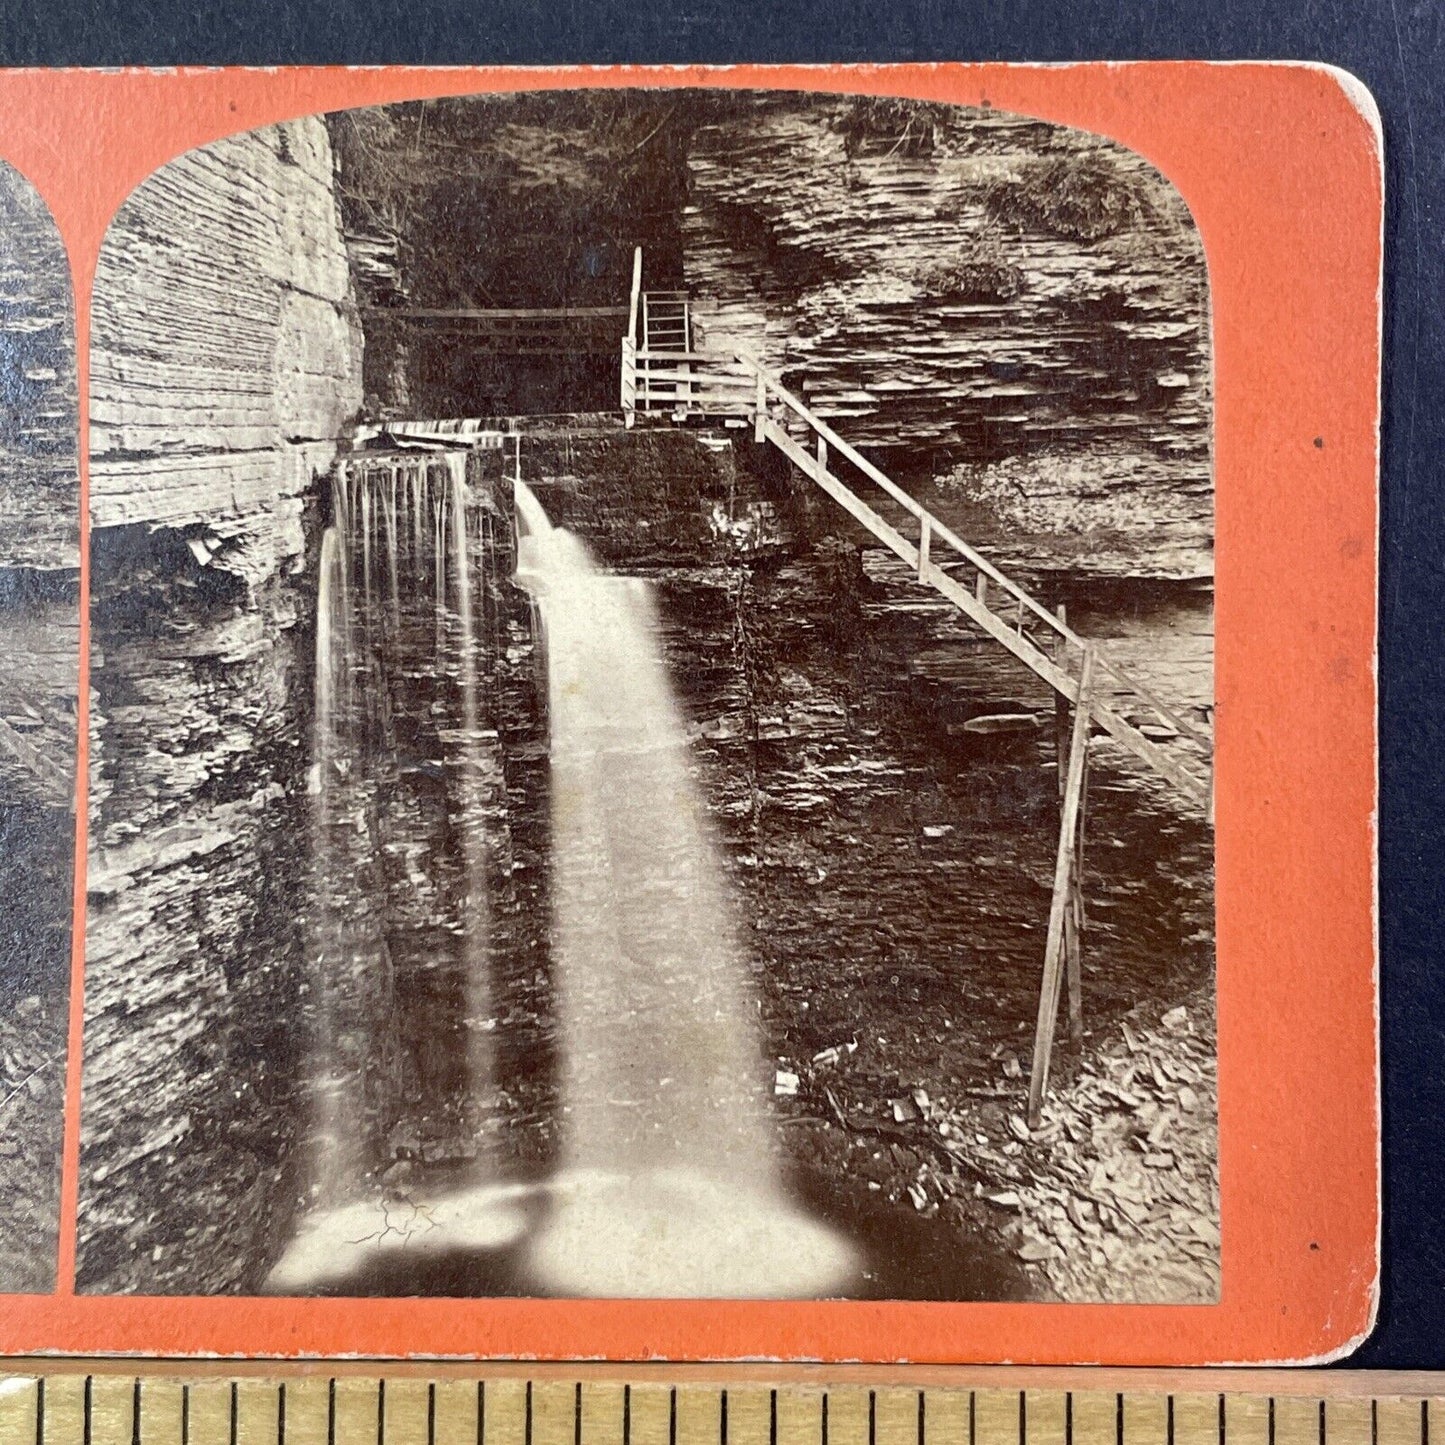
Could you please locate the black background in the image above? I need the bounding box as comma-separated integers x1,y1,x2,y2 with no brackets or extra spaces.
0,0,1438,1368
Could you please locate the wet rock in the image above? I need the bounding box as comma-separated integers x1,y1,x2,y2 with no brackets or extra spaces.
420,1137,478,1166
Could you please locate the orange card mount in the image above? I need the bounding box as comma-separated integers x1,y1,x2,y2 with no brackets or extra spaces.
0,62,1379,1364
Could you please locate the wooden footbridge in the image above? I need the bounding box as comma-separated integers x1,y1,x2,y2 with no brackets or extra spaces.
619,250,1214,1123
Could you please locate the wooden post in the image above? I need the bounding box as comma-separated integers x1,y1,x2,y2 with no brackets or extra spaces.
976,573,988,608
816,434,828,475
918,515,932,581
620,336,636,427
1054,604,1084,1042
627,247,642,345
1069,738,1090,1040
754,370,767,443
1028,647,1094,1127
1054,606,1069,801
624,245,641,358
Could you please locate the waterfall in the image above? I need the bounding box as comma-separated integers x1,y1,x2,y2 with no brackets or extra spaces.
382,464,400,621
269,449,526,1295
445,450,495,1121
514,480,855,1298
312,524,341,791
301,523,347,1196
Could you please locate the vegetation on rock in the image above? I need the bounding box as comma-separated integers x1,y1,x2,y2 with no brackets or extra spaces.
982,153,1163,242
833,96,956,159
914,236,1025,302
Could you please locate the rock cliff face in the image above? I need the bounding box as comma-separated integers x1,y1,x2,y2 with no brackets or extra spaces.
80,118,364,1292
0,160,78,1294
91,120,362,554
679,95,1212,577
0,163,78,576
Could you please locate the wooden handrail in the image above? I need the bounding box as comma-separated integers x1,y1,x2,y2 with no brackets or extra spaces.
635,349,748,365
619,320,1210,798
368,306,627,321
736,349,1213,752
735,350,1079,646
742,355,1211,807
636,368,754,388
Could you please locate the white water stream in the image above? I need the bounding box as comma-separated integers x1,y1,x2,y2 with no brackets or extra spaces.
514,479,853,1297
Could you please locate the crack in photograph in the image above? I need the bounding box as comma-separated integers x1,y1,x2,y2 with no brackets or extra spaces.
79,88,1216,1303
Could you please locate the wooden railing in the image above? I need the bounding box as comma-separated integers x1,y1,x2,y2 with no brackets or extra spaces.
629,350,756,417
365,305,626,355
621,247,642,423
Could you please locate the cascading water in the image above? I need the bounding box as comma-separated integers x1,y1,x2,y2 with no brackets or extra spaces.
299,521,351,1195
268,450,527,1294
444,449,496,1122
514,480,855,1298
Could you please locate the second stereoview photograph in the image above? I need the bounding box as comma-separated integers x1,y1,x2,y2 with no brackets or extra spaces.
79,88,1215,1301
0,157,78,1297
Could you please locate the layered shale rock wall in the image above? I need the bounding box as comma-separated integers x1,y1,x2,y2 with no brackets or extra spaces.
681,96,1212,577
0,160,79,1294
0,165,79,577
81,118,364,1292
0,161,79,810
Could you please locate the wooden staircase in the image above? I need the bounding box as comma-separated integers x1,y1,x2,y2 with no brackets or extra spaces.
746,358,1213,813
641,291,691,353
623,324,1212,814
744,354,1215,1120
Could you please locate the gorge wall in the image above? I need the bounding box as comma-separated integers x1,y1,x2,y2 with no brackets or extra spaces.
0,160,78,1293
80,118,364,1291
680,95,1212,578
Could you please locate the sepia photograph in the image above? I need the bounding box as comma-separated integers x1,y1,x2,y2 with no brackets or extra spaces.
80,88,1216,1302
0,157,78,1294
